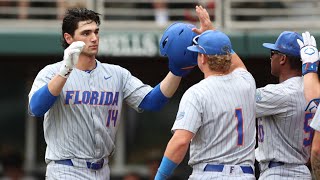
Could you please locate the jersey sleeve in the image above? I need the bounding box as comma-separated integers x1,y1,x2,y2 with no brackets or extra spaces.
311,107,320,131
28,64,58,103
255,84,288,118
122,67,152,112
233,68,256,86
171,88,202,134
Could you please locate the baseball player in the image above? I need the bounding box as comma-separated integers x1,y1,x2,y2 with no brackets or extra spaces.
297,31,320,179
155,6,256,180
255,31,313,179
28,8,197,180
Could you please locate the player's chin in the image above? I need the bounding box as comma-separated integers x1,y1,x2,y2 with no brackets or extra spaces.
86,50,98,56
87,49,98,55
91,49,98,55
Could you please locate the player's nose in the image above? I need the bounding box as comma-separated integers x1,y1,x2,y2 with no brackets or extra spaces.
91,33,98,43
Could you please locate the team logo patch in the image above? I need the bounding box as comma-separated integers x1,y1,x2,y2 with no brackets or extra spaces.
256,90,262,102
45,74,55,81
221,45,231,54
304,47,316,55
176,112,185,121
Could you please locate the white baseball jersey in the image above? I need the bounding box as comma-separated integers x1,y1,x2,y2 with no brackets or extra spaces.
310,107,320,131
255,77,312,164
172,68,256,170
45,160,110,180
28,60,152,163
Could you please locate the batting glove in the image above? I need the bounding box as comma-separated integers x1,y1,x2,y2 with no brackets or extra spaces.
59,41,85,78
297,31,319,64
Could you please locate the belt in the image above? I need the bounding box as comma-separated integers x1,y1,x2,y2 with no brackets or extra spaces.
204,164,254,174
268,161,284,168
54,159,104,170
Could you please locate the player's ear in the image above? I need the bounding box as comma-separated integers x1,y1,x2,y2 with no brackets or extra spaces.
279,55,287,65
64,33,73,45
200,54,206,64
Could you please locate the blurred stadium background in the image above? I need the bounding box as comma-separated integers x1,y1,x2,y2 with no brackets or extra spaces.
0,0,319,179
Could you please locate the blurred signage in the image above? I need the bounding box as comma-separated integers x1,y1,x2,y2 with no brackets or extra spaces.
99,32,162,57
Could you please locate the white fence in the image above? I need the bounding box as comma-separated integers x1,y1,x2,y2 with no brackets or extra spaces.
0,0,320,30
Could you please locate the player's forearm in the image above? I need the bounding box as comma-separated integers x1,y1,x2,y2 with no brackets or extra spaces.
48,74,68,96
304,73,320,102
155,131,190,180
138,84,169,111
311,131,320,179
164,139,189,164
164,130,192,163
311,151,320,179
160,72,182,98
229,53,246,72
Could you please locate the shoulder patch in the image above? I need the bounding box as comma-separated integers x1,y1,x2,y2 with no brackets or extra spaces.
256,90,262,102
45,73,55,81
176,112,185,121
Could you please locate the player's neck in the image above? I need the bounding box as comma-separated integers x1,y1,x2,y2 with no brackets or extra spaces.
205,70,227,78
76,56,96,71
279,70,302,83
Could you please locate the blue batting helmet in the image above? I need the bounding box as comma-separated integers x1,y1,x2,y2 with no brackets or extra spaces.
159,22,198,67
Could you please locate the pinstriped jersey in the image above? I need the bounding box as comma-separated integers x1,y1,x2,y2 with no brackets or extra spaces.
311,107,320,131
172,68,256,166
255,77,312,164
28,60,152,162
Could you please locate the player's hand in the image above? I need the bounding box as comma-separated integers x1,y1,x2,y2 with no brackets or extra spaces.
192,5,214,35
297,31,319,64
64,41,85,68
59,41,85,78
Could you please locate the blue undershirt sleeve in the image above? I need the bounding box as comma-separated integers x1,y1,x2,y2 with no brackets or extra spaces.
29,84,58,117
138,83,169,111
155,156,178,180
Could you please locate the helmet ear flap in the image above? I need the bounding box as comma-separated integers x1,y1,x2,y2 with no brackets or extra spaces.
159,22,199,76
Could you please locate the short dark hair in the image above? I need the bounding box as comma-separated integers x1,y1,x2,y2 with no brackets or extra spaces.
286,55,302,71
61,8,100,49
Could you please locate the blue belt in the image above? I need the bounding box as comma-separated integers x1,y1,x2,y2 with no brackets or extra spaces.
54,159,104,170
204,164,254,174
268,161,284,168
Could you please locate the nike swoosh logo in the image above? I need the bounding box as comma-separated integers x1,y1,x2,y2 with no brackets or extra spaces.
104,76,112,80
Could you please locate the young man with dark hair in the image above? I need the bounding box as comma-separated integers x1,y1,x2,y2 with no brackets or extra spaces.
255,31,313,179
28,8,196,180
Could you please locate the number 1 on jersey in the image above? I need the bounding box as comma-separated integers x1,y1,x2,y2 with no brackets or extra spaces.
235,108,244,146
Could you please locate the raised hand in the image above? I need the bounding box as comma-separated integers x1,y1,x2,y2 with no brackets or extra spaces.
59,41,85,78
297,31,319,64
192,5,214,35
